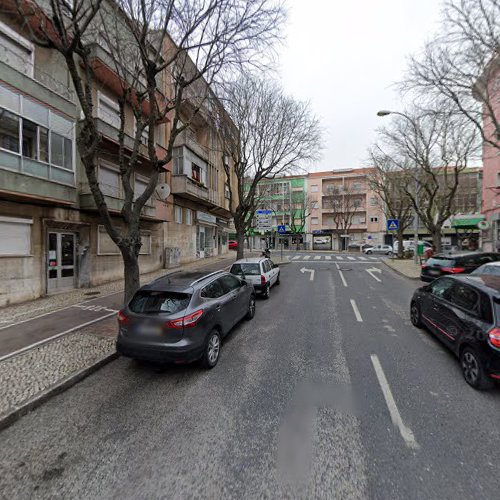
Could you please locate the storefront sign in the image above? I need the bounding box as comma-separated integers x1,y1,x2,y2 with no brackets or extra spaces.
197,211,217,225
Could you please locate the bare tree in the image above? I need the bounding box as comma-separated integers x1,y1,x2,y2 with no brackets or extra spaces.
403,0,500,152
323,183,361,251
368,152,414,258
9,0,285,301
216,76,322,259
374,109,479,252
287,192,313,250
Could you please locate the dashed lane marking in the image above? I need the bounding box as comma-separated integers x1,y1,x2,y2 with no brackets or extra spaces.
336,263,348,287
350,299,363,322
371,354,420,450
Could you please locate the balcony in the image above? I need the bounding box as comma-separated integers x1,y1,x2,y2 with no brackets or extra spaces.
171,174,209,203
174,130,208,161
79,182,156,219
93,118,149,157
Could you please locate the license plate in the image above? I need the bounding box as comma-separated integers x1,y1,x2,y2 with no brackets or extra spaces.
137,324,162,335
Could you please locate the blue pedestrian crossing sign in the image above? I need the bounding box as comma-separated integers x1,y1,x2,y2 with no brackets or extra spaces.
387,219,399,231
277,225,286,234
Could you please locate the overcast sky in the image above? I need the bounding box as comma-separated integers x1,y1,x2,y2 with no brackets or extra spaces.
277,0,444,172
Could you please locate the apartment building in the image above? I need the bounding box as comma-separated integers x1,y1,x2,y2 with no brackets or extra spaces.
307,169,385,250
246,175,308,249
0,6,237,305
477,55,500,251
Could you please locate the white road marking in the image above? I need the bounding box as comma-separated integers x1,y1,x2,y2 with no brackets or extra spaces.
300,267,315,281
358,256,367,261
0,311,118,363
314,256,321,260
370,355,420,450
347,256,355,261
350,299,363,322
336,256,344,260
289,261,380,264
366,267,382,282
303,256,311,260
336,263,348,287
292,256,301,260
368,256,378,260
325,256,332,260
72,304,118,313
383,324,396,332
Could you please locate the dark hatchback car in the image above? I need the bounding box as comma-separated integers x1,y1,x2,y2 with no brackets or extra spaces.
411,275,500,389
116,270,256,368
420,252,500,282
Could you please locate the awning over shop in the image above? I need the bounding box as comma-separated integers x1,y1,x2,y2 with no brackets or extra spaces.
451,215,485,229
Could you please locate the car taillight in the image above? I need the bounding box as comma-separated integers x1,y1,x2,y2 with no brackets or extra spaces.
117,310,129,324
488,328,500,349
261,275,266,285
441,267,465,274
166,310,204,329
421,264,428,269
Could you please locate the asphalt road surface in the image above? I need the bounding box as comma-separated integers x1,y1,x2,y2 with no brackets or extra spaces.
1,252,500,499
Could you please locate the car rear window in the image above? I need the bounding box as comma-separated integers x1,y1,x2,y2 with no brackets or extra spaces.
230,263,260,276
426,257,455,267
129,291,191,314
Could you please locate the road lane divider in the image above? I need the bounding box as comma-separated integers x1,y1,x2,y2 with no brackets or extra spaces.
370,354,420,450
336,263,348,287
366,267,382,282
350,299,363,322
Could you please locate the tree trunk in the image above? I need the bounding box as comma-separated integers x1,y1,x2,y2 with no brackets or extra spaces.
432,229,442,253
397,229,404,259
236,225,245,260
122,249,140,305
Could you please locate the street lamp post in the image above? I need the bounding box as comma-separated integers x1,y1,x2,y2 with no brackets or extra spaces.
377,110,420,264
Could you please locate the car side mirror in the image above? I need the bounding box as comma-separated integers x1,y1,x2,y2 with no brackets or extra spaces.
240,279,247,286
273,264,279,269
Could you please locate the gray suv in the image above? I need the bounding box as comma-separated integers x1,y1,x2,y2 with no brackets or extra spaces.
116,270,256,368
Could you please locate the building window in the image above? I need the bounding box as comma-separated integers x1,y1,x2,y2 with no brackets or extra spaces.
497,172,500,187
0,21,34,77
134,118,150,144
352,182,362,190
370,216,378,223
311,185,318,193
97,226,120,255
311,217,319,225
0,109,20,153
174,205,183,224
353,199,362,208
0,216,32,256
97,92,121,129
139,231,152,255
98,163,120,197
192,163,202,183
370,197,378,206
224,184,230,199
185,209,193,225
134,174,149,202
311,201,319,209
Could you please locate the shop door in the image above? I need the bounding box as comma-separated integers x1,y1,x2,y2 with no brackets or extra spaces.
47,232,76,292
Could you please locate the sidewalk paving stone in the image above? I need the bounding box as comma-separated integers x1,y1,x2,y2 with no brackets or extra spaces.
384,258,422,280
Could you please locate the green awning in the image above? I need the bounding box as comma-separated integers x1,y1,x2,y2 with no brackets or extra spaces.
451,215,485,229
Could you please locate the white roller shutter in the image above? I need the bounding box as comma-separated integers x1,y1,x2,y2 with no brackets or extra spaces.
0,216,32,256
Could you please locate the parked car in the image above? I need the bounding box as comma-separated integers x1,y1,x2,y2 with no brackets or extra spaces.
421,252,500,282
364,244,393,256
393,240,432,253
410,275,500,389
229,257,280,299
116,270,256,368
472,262,500,277
228,240,238,250
348,242,373,252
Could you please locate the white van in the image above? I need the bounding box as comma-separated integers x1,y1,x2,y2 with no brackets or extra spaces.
393,240,432,252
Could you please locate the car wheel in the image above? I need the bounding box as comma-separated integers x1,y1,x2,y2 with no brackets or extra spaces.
263,283,271,299
410,301,423,328
387,251,393,256
460,347,493,390
276,273,280,285
200,330,221,369
366,250,372,254
246,296,256,320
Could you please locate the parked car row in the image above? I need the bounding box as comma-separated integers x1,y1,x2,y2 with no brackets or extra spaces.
116,257,280,369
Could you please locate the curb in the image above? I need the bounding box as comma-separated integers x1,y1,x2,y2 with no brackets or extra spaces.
383,260,421,280
0,351,118,432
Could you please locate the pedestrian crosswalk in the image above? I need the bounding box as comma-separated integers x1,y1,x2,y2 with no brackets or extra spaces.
287,254,380,262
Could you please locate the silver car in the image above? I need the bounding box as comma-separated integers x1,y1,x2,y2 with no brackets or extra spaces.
364,244,393,256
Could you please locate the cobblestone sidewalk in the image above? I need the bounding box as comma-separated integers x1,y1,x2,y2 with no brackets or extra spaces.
384,258,422,279
0,254,237,325
0,318,116,427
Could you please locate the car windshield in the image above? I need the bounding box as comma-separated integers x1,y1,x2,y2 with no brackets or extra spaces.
129,291,191,314
230,263,260,276
426,257,455,267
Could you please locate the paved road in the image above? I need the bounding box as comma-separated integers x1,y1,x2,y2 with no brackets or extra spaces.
1,253,499,498
0,259,234,359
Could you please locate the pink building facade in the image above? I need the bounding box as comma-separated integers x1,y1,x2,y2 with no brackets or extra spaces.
306,168,386,250
480,60,500,251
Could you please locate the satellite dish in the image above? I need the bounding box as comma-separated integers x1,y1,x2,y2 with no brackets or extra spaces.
156,183,171,200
